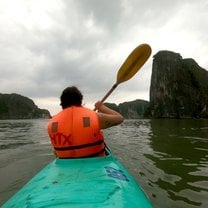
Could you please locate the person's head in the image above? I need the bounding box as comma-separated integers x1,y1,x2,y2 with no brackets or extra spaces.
60,86,83,109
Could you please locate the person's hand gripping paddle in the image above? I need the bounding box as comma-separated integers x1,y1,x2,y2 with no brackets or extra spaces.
94,43,152,110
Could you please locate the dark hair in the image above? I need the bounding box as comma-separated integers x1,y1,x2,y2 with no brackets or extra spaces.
60,86,83,109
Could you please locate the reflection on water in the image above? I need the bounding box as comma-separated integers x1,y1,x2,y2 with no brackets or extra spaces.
147,119,208,208
105,119,208,208
0,119,208,207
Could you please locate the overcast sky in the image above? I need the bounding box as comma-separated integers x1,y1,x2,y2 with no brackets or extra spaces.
1,0,208,115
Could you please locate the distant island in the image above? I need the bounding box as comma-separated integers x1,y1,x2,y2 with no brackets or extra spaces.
105,100,150,119
0,93,51,119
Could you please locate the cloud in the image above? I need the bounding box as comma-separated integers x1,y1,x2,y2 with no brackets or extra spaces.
0,0,208,115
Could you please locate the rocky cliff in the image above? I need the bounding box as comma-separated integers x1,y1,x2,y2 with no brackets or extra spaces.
0,93,51,119
150,51,208,118
105,99,150,118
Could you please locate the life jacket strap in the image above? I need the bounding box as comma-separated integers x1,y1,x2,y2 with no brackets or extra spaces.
59,147,106,159
54,139,104,151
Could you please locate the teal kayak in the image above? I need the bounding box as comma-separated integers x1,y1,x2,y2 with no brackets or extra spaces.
2,149,153,208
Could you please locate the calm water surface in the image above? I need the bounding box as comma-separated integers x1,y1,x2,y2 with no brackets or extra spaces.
0,119,207,207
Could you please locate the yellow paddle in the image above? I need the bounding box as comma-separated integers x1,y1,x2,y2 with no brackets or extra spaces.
97,43,152,105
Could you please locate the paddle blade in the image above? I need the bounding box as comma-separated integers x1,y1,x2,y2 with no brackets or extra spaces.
116,44,151,84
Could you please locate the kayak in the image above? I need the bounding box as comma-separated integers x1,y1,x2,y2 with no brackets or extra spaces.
2,148,153,208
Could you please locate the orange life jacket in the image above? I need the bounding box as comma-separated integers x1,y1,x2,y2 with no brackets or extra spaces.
48,106,105,158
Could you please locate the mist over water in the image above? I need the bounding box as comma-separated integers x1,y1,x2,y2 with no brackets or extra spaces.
0,119,208,207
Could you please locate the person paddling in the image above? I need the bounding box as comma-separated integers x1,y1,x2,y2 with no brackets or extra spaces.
48,86,123,158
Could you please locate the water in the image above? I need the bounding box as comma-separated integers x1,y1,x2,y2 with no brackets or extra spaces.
0,119,207,207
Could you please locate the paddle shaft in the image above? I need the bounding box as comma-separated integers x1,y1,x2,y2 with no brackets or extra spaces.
93,84,118,111
100,83,118,103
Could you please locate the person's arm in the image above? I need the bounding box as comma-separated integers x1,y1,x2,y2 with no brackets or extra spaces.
94,101,124,129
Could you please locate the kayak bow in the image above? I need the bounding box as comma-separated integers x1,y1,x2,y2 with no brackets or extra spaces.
2,148,153,208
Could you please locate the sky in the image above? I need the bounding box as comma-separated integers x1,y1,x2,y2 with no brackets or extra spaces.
1,0,208,115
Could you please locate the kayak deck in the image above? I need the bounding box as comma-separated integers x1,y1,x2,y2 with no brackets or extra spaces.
3,150,153,207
